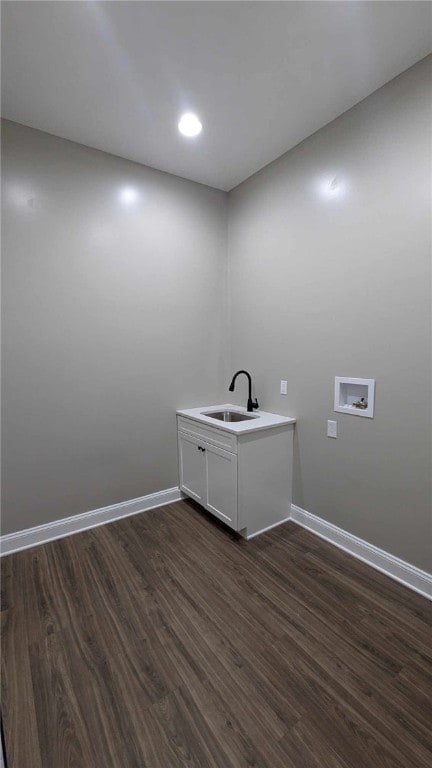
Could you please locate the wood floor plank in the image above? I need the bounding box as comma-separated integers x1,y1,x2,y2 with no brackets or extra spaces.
155,633,279,768
1,608,43,768
1,499,431,768
278,721,351,768
265,639,416,768
294,529,432,623
148,685,233,768
152,577,288,743
274,627,432,765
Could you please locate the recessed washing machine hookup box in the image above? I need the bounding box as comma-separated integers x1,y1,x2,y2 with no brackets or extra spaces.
334,377,375,418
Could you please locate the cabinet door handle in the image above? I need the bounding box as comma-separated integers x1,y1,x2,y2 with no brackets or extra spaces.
197,445,206,452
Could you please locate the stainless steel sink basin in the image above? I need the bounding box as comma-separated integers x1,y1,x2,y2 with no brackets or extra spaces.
202,410,258,422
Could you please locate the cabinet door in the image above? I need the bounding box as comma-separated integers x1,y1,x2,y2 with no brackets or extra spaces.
205,444,238,530
178,431,206,504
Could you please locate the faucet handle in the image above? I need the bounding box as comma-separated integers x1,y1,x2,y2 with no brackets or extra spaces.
252,398,259,410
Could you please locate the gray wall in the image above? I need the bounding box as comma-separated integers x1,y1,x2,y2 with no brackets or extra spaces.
227,57,432,571
1,120,227,534
2,58,431,572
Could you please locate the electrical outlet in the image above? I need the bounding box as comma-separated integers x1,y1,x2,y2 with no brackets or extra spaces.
280,380,288,395
327,420,337,438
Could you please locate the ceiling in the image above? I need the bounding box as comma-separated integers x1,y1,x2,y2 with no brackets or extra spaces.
2,1,431,191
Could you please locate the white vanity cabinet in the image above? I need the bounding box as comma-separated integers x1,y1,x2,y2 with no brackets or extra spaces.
177,410,294,538
177,430,207,505
178,417,238,529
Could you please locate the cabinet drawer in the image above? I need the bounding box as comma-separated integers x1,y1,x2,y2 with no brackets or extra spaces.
177,416,237,454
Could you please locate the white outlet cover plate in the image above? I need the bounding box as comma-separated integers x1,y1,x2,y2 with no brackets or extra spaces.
327,420,337,438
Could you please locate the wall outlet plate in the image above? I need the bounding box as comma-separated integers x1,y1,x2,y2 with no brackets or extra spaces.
327,420,337,438
280,380,287,395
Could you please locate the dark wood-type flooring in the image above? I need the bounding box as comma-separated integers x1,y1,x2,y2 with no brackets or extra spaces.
1,499,432,768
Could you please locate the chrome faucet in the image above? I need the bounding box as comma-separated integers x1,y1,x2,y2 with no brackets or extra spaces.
228,370,259,412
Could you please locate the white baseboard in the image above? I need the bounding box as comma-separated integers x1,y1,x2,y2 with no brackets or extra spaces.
291,504,432,600
2,491,430,600
246,515,291,540
0,487,182,557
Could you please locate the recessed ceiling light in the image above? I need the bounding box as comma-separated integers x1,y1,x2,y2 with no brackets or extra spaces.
178,113,202,138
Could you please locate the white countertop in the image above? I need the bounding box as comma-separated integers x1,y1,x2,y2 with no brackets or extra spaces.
177,403,296,435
